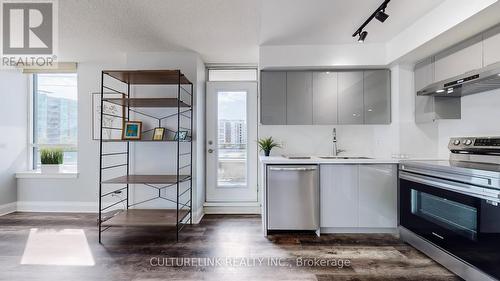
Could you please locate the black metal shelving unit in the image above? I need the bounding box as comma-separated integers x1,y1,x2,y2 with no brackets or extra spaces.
98,70,193,243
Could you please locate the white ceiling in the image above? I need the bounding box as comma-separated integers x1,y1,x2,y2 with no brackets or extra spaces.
260,0,445,45
58,0,446,63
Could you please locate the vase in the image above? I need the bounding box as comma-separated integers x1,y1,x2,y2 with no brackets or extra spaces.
41,164,62,173
264,150,270,156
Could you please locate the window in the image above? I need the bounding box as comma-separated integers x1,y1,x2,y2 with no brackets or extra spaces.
31,73,78,169
208,68,257,82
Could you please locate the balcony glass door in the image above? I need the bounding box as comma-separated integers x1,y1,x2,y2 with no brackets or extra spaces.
206,82,257,202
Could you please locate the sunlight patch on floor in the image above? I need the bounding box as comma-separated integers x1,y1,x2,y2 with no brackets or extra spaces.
20,228,95,266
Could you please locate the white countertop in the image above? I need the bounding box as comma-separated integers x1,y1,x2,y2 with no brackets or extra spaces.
259,156,444,164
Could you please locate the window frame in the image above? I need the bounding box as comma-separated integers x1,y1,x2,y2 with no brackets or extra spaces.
207,68,258,82
29,73,78,170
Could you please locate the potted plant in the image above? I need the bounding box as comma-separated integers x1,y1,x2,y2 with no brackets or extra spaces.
40,148,64,173
258,137,281,157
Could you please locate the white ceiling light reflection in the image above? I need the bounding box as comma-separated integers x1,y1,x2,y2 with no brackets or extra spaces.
21,229,95,266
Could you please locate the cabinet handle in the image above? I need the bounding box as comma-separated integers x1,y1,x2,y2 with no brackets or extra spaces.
269,167,317,171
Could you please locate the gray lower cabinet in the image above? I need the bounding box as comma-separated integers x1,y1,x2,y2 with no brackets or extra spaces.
320,164,398,230
320,165,359,228
483,24,500,67
434,34,483,82
286,71,313,125
338,71,364,124
261,71,286,125
363,70,390,124
312,72,338,124
358,165,397,228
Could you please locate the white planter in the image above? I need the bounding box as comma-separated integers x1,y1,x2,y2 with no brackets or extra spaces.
41,164,62,174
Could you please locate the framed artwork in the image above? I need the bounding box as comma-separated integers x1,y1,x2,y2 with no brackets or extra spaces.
152,127,165,141
122,121,142,140
92,92,125,140
174,130,188,141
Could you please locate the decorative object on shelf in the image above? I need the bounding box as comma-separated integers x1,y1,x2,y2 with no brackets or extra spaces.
152,127,165,141
258,137,281,156
122,121,142,140
174,130,188,141
40,147,63,173
92,92,125,140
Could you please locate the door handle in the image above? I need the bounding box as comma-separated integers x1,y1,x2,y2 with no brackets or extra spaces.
208,149,214,153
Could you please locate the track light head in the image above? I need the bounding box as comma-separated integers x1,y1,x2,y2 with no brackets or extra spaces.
375,9,389,22
358,31,368,43
352,0,391,42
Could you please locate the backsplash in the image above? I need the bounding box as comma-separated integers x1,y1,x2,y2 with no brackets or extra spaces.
258,125,397,158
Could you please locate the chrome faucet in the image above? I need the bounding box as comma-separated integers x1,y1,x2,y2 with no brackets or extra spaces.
332,128,338,156
332,128,345,156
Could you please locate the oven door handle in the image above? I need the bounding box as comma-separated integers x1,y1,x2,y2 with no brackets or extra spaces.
399,171,500,203
400,165,492,187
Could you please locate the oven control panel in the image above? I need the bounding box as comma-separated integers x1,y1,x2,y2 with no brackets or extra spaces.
449,137,500,151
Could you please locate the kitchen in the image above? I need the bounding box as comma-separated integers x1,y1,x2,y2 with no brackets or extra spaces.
258,5,500,280
1,1,500,281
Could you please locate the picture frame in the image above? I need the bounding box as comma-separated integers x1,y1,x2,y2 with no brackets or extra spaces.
174,130,188,141
122,121,142,140
92,92,126,140
152,127,165,141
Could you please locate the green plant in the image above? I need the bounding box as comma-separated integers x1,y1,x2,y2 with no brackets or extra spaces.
40,148,64,165
258,137,281,156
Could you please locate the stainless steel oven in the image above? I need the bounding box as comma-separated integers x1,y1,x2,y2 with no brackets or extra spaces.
399,136,500,281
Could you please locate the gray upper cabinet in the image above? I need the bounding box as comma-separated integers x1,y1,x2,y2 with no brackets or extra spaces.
261,71,286,125
338,71,364,124
434,34,483,81
286,71,313,125
363,70,390,124
261,70,390,125
414,57,435,92
312,72,338,124
483,24,500,67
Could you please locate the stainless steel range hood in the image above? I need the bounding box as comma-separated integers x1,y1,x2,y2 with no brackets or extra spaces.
418,62,500,97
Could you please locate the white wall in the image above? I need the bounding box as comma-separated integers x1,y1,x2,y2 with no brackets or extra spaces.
437,88,500,157
16,52,206,221
260,44,387,69
391,65,439,158
0,70,28,211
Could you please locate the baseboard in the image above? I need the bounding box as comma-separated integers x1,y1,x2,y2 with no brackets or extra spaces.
192,207,204,224
0,202,17,216
16,201,97,213
204,205,261,214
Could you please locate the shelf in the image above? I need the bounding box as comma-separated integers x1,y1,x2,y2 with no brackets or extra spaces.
103,98,191,108
102,174,191,184
103,70,192,85
101,139,191,143
101,209,189,227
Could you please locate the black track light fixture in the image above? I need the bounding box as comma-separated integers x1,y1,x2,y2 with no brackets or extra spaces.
375,9,389,22
358,31,368,43
352,0,391,42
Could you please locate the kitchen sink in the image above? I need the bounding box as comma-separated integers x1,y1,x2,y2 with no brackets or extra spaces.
318,156,372,159
283,155,312,159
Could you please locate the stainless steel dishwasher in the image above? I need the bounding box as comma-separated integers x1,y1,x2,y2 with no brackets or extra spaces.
267,165,319,231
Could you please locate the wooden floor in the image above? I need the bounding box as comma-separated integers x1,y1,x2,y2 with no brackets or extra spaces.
0,213,460,281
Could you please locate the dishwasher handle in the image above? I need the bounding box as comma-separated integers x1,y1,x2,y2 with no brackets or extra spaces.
268,167,317,171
